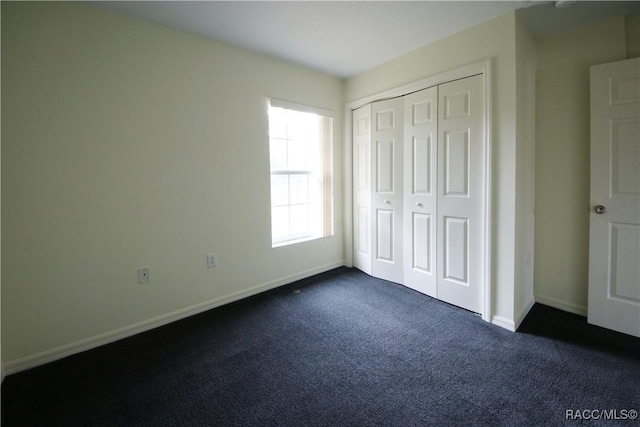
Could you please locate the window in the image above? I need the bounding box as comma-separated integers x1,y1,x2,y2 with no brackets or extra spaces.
268,99,333,247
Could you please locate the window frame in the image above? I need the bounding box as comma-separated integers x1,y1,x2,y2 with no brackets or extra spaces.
268,98,334,247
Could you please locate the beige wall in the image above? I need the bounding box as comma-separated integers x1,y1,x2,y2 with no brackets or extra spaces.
626,14,640,58
1,2,344,369
534,16,626,314
344,12,532,328
514,17,537,323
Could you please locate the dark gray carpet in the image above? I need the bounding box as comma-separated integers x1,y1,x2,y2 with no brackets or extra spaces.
2,267,639,426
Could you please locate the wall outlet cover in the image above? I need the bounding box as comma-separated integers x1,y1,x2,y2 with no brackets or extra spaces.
138,267,150,284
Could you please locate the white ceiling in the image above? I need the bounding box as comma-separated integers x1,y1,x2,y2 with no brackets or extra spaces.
93,1,640,78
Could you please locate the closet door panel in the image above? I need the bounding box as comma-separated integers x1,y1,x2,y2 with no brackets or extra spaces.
443,216,469,284
412,212,432,273
443,129,470,197
353,105,372,274
437,74,485,314
403,87,438,296
376,140,395,192
376,209,395,262
412,136,433,194
372,98,404,284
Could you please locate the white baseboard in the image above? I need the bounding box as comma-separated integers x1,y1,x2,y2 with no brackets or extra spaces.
535,294,587,317
491,315,517,332
3,261,345,376
514,297,535,331
489,296,535,332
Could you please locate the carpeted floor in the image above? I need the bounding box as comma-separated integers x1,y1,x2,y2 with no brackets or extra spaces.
2,267,639,426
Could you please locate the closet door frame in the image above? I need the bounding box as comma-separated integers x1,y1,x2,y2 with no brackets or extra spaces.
345,59,493,323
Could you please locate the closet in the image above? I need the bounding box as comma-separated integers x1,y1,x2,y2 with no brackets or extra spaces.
353,74,485,314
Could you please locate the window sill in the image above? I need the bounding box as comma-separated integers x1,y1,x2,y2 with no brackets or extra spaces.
272,234,331,248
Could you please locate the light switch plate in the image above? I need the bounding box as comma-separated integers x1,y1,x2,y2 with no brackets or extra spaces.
207,253,217,268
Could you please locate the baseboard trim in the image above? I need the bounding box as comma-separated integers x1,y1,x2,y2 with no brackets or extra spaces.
486,295,536,332
514,297,535,331
534,294,587,317
491,315,516,332
3,261,345,376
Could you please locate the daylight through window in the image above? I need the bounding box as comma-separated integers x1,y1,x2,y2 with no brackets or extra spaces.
268,99,333,247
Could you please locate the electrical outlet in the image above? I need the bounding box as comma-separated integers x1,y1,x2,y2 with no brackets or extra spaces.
138,267,150,284
207,253,217,268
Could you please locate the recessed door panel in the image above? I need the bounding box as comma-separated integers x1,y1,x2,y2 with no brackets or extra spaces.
357,143,369,191
357,206,369,256
611,118,639,195
412,213,432,273
377,109,395,131
444,129,470,197
376,140,394,193
377,209,394,262
412,136,432,195
610,76,640,105
412,100,433,125
444,217,468,285
609,223,640,303
444,91,470,119
357,116,369,135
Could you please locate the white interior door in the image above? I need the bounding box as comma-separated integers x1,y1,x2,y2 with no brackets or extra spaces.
353,104,373,275
371,97,404,283
588,58,640,338
403,87,438,297
436,74,485,314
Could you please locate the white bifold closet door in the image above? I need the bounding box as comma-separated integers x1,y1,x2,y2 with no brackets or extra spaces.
435,75,485,314
371,97,404,284
403,86,438,297
354,74,485,314
353,104,373,276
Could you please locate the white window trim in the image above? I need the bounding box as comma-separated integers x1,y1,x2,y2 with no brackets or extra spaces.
269,98,334,118
268,98,334,247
